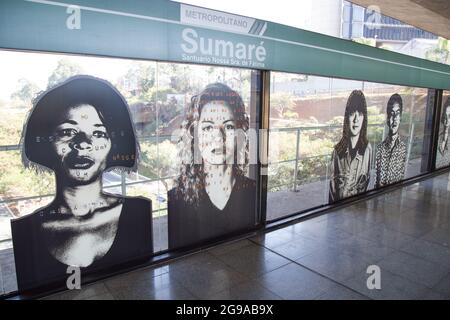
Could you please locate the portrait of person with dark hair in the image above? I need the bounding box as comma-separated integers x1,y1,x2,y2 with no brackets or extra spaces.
375,93,407,188
168,83,257,250
329,90,372,202
11,75,153,291
436,97,450,169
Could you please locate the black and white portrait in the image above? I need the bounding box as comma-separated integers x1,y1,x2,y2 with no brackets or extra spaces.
329,90,372,202
168,83,257,250
11,76,153,291
375,94,407,188
436,97,450,169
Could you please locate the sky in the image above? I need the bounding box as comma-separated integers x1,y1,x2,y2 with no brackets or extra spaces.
0,51,131,101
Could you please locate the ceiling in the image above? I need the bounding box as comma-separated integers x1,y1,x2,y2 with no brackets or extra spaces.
349,0,450,39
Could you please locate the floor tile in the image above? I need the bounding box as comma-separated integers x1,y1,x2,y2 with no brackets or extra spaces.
432,272,450,298
328,235,395,262
215,243,291,278
422,226,450,247
314,283,369,300
379,215,435,237
207,280,282,300
85,292,116,300
250,226,306,249
106,273,195,300
208,239,254,256
41,282,110,300
167,255,248,299
291,218,354,243
357,225,416,250
377,251,449,288
296,247,374,282
343,268,430,300
269,236,322,261
256,263,337,300
419,290,448,300
400,238,450,267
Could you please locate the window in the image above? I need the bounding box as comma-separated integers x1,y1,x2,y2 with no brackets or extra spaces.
0,50,261,293
435,90,450,169
267,71,434,221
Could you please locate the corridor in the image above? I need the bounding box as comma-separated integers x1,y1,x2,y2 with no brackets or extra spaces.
39,171,450,300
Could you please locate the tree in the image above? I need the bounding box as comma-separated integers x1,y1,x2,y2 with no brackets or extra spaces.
10,78,41,107
139,140,178,193
426,37,450,65
119,62,156,101
47,59,83,89
158,63,193,93
271,92,296,118
353,37,376,47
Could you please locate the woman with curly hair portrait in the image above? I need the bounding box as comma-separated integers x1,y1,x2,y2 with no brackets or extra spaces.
329,90,372,202
11,76,153,291
168,83,257,250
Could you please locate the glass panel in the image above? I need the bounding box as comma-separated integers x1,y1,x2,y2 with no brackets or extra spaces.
267,71,436,221
268,73,333,219
157,63,260,250
436,90,450,169
0,49,260,294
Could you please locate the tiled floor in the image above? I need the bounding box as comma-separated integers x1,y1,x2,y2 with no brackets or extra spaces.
36,172,450,299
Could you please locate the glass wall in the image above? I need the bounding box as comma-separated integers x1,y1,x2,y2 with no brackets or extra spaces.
435,90,450,169
267,71,434,220
0,50,260,293
0,49,442,295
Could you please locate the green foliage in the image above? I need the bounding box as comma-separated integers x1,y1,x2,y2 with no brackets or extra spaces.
158,63,194,93
0,151,55,198
284,110,299,119
10,78,41,107
352,37,376,47
47,59,83,89
270,92,296,118
139,140,178,192
0,109,27,145
119,62,156,102
425,37,450,65
151,87,176,103
267,162,295,191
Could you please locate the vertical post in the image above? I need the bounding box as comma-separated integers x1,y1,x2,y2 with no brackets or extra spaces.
293,128,301,192
121,171,126,196
427,89,442,172
258,70,271,224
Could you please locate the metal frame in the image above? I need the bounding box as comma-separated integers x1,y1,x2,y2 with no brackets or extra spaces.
430,89,444,171
258,70,271,226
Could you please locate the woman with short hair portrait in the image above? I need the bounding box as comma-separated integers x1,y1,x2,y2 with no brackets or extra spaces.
11,75,153,291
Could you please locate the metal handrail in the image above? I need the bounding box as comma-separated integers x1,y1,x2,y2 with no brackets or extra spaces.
268,122,425,192
0,122,427,202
